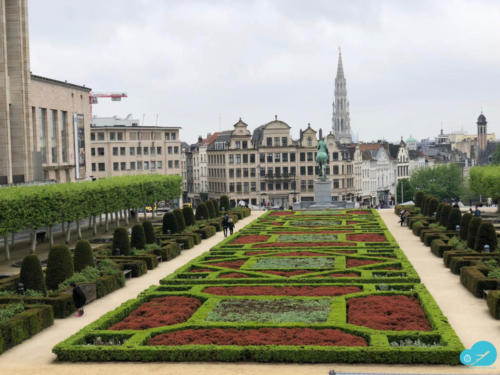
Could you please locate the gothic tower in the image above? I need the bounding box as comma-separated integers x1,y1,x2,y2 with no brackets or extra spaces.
332,48,352,144
477,112,487,151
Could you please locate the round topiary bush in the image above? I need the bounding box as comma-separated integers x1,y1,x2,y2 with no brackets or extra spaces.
131,224,146,249
439,204,452,228
447,208,462,230
414,191,424,208
142,220,155,244
206,200,216,218
45,245,74,290
220,195,230,212
74,240,95,272
474,222,498,252
467,217,482,249
195,202,209,220
182,206,196,226
112,227,131,255
20,254,46,293
173,209,186,232
162,212,179,234
459,213,473,241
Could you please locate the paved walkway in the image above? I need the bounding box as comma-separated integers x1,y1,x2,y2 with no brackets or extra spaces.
1,209,499,374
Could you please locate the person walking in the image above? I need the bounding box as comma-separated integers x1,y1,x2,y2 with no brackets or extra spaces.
228,216,235,235
71,282,86,317
222,214,230,237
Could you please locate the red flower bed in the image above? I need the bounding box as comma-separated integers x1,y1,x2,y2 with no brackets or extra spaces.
347,221,361,225
346,258,381,268
260,270,313,277
148,327,367,346
271,222,283,226
254,242,356,248
231,235,270,244
203,285,362,296
207,260,246,269
347,233,387,242
381,266,401,270
218,272,249,278
276,231,350,234
109,296,201,330
273,251,331,257
189,268,212,273
347,295,431,331
245,251,270,256
348,210,371,215
316,273,360,278
270,211,294,216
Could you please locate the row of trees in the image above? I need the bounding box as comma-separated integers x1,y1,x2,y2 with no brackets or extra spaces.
0,175,182,258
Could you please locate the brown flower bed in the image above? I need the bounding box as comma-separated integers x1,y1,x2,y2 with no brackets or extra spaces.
316,272,360,278
347,233,387,242
231,235,270,244
271,222,283,226
218,272,249,278
109,296,201,330
245,251,270,256
148,327,367,346
346,258,381,268
203,285,362,296
207,260,246,269
259,270,314,277
347,295,431,331
254,242,356,248
189,268,213,273
348,210,371,215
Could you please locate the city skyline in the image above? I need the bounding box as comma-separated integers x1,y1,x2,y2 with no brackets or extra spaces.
28,0,500,144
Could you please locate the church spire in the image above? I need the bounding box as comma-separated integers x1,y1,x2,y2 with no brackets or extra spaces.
331,47,352,144
336,47,344,79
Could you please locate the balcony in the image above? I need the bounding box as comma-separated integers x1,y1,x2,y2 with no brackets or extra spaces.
260,173,296,181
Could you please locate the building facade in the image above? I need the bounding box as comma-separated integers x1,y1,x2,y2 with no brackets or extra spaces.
89,116,181,178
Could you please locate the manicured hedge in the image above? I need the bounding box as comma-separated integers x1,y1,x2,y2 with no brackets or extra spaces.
487,290,500,319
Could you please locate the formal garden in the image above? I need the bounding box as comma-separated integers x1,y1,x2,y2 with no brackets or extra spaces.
52,209,464,364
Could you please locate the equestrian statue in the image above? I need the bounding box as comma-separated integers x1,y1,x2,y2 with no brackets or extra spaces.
316,137,329,179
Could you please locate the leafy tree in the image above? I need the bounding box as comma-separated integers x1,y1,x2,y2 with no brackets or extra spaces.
469,166,500,212
219,195,230,211
173,209,186,232
182,206,196,226
162,212,178,234
467,217,482,249
20,255,46,293
74,240,95,272
410,164,463,201
131,224,146,249
45,245,74,290
112,227,130,255
414,191,424,208
447,208,462,231
142,221,155,244
491,144,500,165
396,179,414,203
474,222,498,252
459,213,472,241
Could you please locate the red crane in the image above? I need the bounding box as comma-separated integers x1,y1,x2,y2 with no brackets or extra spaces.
89,92,128,121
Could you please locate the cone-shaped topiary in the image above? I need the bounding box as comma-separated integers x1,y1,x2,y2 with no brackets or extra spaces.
206,200,216,218
220,195,230,211
45,245,74,290
439,204,452,227
212,199,220,217
20,254,46,293
162,212,178,234
173,209,186,232
447,207,462,230
467,217,482,249
435,203,444,222
474,222,498,252
414,191,424,208
131,224,146,249
459,213,473,241
112,227,131,255
74,240,95,272
195,202,209,220
142,220,155,244
182,206,196,226
427,198,439,217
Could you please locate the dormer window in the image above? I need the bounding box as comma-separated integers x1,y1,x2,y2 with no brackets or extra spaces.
307,137,312,147
235,141,241,149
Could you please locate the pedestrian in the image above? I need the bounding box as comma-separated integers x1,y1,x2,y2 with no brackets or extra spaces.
71,282,86,317
228,216,234,235
222,214,229,237
474,205,481,217
399,210,407,226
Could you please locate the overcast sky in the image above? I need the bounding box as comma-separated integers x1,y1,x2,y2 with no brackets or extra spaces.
28,0,500,144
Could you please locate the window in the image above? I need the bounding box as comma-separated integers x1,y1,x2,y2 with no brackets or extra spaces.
175,160,179,168
300,152,305,162
98,162,105,171
49,110,57,163
300,166,306,175
130,162,136,170
98,147,105,156
144,161,149,170
282,152,288,162
110,132,116,141
91,132,95,141
283,166,288,175
98,132,104,141
151,161,156,169
307,152,313,161
168,160,173,168
243,168,248,177
236,183,242,192
275,183,281,190
250,168,256,177
138,161,143,169
39,108,47,163
266,137,272,146
250,154,255,163
236,154,241,164
291,166,296,175
275,167,280,176
267,183,273,191
144,147,149,155
283,182,289,190
290,153,296,162
174,146,179,154
229,154,234,164
333,166,339,175
242,141,248,149
267,167,273,176
282,137,287,147
113,162,119,171
260,153,265,163
229,169,234,178
333,179,339,189
251,182,256,192
130,147,135,156
308,180,314,191
113,147,118,156
229,183,235,192
171,132,176,140
307,137,312,147
121,162,126,170
117,132,123,141
260,168,265,177
261,182,266,191
274,153,280,162
120,147,126,156
243,154,248,163
235,141,240,149
92,163,96,172
91,148,96,156
137,146,142,155
157,161,162,169
332,152,338,160
151,146,155,155
165,132,170,140
308,166,313,175
267,153,272,162
168,146,172,154
236,168,241,177
157,146,162,155
301,180,306,192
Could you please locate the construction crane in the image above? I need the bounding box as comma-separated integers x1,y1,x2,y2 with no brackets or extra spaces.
89,92,128,122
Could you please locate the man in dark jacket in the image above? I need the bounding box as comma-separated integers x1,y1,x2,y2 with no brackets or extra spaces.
71,282,86,317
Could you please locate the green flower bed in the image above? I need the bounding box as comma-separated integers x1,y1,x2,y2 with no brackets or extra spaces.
250,257,336,269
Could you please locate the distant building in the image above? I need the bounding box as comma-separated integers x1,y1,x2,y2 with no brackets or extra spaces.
332,49,352,144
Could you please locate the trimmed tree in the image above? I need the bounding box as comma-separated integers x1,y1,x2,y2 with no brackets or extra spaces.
142,220,155,244
220,195,230,211
474,222,498,252
206,200,216,218
162,212,178,234
447,208,462,231
467,217,482,249
427,198,439,217
421,195,431,216
45,245,74,290
212,199,220,217
131,224,146,249
195,202,209,220
112,227,131,255
182,206,196,226
439,204,452,228
74,240,95,272
173,209,186,232
20,254,46,293
459,213,473,241
435,203,444,222
414,191,424,208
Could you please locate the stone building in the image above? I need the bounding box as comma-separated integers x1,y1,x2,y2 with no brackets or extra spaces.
89,116,181,178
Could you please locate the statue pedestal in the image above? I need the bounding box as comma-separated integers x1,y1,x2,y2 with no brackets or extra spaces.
314,179,332,204
292,179,355,210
